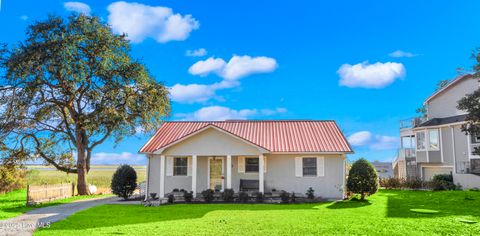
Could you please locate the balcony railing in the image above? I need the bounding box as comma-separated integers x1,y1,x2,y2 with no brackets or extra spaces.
398,148,416,159
457,159,480,175
399,117,427,129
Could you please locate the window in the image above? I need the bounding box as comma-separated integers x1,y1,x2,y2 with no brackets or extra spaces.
428,129,439,150
245,157,259,173
473,134,480,143
173,157,188,176
416,132,426,150
303,157,317,176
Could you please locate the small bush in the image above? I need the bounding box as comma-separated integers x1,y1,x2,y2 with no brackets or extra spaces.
222,189,235,202
347,158,378,200
255,192,264,203
280,191,290,203
173,188,179,192
380,178,403,189
111,164,137,200
167,194,174,203
201,189,215,203
404,178,425,190
306,187,315,199
0,165,25,194
183,191,193,203
291,193,296,203
430,174,456,191
238,191,249,203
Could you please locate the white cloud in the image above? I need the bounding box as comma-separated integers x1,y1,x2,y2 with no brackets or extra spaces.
186,48,207,57
20,15,29,21
338,61,405,88
169,80,238,103
348,131,399,150
188,55,278,80
389,50,418,58
177,106,287,121
91,152,145,165
64,2,91,15
188,57,226,76
107,1,199,43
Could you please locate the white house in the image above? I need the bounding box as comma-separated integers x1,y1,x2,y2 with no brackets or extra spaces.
139,120,353,200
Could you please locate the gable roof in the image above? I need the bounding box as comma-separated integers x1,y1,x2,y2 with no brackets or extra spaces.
139,120,353,154
424,74,474,105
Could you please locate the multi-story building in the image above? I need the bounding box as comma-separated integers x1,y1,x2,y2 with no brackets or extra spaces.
393,74,480,189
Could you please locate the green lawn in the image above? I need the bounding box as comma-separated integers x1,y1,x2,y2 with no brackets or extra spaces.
0,189,111,220
36,190,480,235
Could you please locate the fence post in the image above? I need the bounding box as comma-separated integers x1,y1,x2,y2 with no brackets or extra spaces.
72,183,75,196
26,184,29,206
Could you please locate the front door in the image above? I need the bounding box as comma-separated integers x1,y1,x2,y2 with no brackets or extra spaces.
208,157,224,191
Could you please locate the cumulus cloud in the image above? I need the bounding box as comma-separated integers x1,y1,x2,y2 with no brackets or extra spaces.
186,48,207,57
91,152,145,165
169,80,238,103
189,55,278,80
338,61,405,88
107,1,199,43
177,106,287,121
348,131,399,150
389,50,418,58
64,2,91,15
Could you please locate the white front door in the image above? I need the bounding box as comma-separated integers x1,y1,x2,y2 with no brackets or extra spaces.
208,157,224,191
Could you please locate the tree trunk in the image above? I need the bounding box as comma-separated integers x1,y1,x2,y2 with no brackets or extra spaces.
76,144,90,195
361,192,365,200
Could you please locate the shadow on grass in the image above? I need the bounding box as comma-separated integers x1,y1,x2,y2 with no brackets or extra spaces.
385,189,480,218
39,203,329,232
327,198,372,209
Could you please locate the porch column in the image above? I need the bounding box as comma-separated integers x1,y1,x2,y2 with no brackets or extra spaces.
192,155,197,196
159,155,165,198
226,155,232,189
259,154,264,193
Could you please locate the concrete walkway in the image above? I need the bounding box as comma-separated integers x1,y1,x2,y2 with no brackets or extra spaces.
0,196,119,236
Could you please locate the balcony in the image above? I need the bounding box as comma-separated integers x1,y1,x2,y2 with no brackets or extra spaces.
399,148,416,159
399,117,427,129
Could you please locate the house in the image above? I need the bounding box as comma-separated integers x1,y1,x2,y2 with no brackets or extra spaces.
371,161,393,179
139,120,353,200
393,74,480,189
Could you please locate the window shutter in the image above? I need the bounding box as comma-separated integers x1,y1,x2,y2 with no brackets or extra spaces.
295,157,302,177
187,156,192,176
238,156,245,173
166,156,173,176
317,157,325,177
263,156,267,173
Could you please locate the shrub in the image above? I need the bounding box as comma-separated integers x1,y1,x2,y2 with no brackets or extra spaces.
430,174,456,191
173,188,179,192
222,189,235,202
291,193,296,203
167,194,174,203
201,189,215,203
404,178,425,190
255,192,264,203
0,165,25,194
280,191,290,203
347,158,379,200
183,191,194,203
238,191,249,203
306,187,315,199
111,164,137,200
380,177,403,189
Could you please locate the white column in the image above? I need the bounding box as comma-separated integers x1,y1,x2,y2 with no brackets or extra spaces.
145,155,150,201
226,155,232,189
259,154,264,193
159,155,165,198
192,155,197,197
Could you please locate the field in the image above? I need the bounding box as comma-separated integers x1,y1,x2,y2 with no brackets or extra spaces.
35,190,480,235
25,165,146,194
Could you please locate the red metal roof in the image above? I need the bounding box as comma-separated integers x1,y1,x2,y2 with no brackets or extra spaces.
140,120,353,154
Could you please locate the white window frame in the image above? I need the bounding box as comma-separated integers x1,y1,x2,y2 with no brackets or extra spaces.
295,156,325,177
428,129,440,151
173,157,188,176
244,157,260,173
416,131,426,151
302,157,317,177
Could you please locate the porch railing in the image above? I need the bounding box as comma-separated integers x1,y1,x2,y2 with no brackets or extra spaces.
399,117,427,129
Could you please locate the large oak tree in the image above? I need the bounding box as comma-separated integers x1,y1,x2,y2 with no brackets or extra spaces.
0,14,170,195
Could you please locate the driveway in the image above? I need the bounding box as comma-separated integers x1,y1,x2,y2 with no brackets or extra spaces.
0,196,119,236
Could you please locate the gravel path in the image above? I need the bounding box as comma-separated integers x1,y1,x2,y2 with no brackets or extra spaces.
0,196,119,236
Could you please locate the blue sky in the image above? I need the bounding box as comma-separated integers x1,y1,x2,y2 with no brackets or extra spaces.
1,0,480,165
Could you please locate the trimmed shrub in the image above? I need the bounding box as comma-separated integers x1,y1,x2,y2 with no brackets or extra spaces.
347,158,378,200
430,174,456,190
0,165,25,194
404,178,425,190
306,187,315,199
280,191,290,203
183,191,194,203
111,164,137,200
238,191,249,203
255,192,264,203
201,189,215,203
222,189,235,202
167,194,174,203
291,193,296,203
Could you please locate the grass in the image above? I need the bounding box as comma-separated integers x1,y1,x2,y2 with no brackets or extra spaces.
25,165,146,193
0,189,110,220
35,189,480,235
